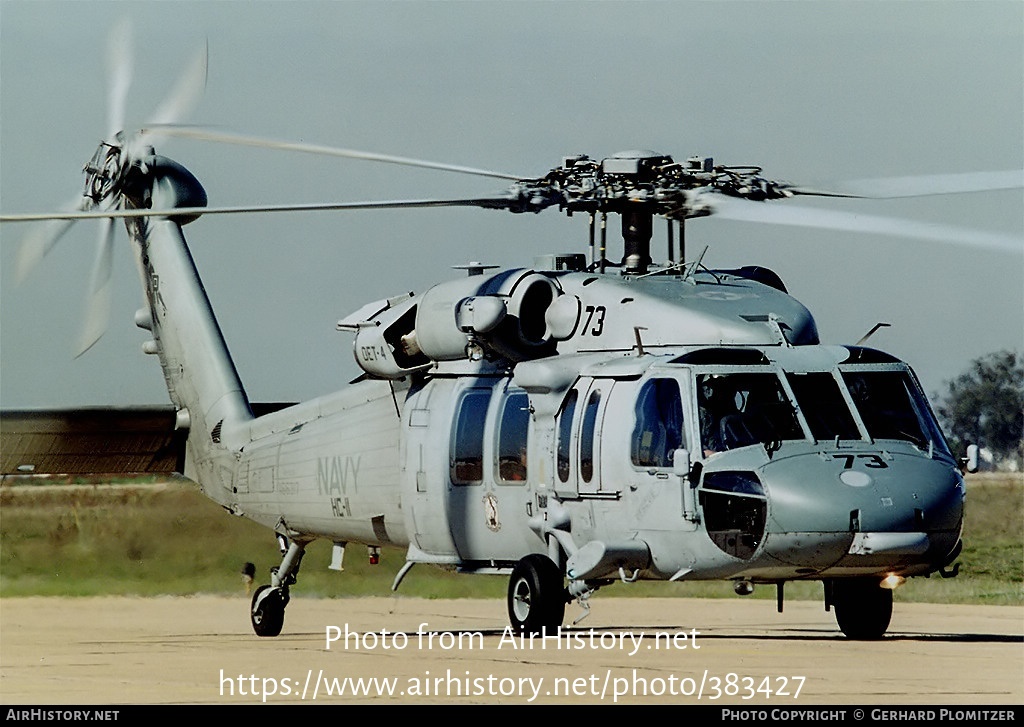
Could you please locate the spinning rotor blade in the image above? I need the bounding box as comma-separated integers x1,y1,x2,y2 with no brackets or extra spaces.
14,196,92,283
106,18,134,141
798,170,1024,200
788,170,1024,200
76,215,116,357
143,126,526,181
122,42,208,158
11,20,135,286
145,44,208,130
9,21,211,363
703,192,1024,253
0,194,527,223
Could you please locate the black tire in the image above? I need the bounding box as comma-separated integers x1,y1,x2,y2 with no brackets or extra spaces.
507,554,566,635
251,585,287,637
833,578,893,640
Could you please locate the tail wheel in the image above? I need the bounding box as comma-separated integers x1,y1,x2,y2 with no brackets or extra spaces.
833,578,893,640
507,554,566,635
251,585,288,637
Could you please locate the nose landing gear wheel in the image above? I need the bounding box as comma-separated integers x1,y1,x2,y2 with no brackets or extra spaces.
507,554,566,635
833,578,893,640
251,585,289,637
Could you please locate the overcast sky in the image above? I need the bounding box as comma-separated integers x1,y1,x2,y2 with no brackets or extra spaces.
1,0,1021,410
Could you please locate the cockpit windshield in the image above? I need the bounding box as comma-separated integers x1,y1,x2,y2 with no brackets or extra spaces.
841,370,950,455
785,372,860,441
691,361,949,457
697,373,802,454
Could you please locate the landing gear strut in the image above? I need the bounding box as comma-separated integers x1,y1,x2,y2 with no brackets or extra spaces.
507,554,567,635
830,578,893,640
251,539,306,637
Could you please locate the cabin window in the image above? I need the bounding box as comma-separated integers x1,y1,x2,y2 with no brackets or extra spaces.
841,371,951,455
697,373,802,454
497,390,530,483
450,389,490,484
557,389,578,483
631,378,683,468
580,389,601,482
786,372,861,441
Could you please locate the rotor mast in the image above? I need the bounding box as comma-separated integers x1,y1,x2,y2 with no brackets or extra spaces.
620,209,653,274
594,150,674,275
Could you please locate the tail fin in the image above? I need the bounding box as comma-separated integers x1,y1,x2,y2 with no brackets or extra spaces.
127,156,252,496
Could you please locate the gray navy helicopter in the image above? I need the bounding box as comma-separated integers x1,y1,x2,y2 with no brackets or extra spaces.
4,27,1022,640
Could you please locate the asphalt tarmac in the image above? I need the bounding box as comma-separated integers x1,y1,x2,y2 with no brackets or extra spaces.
1,596,1021,705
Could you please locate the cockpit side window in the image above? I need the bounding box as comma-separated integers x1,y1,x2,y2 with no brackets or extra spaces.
698,373,802,454
631,378,683,468
580,389,601,482
842,371,951,455
786,372,861,441
557,389,578,483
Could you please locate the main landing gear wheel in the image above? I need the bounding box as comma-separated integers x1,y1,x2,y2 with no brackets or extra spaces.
251,585,289,637
507,554,566,635
832,578,893,640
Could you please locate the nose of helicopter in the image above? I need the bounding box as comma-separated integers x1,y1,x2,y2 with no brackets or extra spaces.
754,447,965,575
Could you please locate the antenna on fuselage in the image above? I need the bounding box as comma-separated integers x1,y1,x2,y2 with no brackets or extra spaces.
633,326,648,356
856,322,892,345
683,245,710,281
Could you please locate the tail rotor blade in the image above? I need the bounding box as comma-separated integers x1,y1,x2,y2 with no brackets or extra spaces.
143,42,208,134
75,216,116,357
15,196,91,283
106,17,134,140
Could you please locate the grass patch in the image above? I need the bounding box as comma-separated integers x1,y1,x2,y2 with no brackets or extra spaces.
1,473,1020,604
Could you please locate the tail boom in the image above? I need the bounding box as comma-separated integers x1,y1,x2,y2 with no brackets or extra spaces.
125,160,252,499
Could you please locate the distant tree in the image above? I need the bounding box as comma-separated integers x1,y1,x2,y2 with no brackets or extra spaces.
937,350,1024,470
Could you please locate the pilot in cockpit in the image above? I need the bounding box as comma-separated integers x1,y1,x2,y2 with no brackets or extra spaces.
698,376,735,457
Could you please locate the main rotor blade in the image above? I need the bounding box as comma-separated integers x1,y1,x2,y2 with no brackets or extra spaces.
142,126,527,181
13,196,92,282
0,195,523,223
791,170,1024,199
705,193,1024,253
106,18,134,141
76,216,116,357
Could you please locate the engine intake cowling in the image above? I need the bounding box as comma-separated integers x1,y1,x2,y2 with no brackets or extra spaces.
418,270,560,363
343,270,562,378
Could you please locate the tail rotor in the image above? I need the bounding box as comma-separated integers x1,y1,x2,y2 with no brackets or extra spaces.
13,19,207,353
77,215,116,357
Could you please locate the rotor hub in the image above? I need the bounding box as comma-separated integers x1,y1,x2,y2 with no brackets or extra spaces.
83,141,125,204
